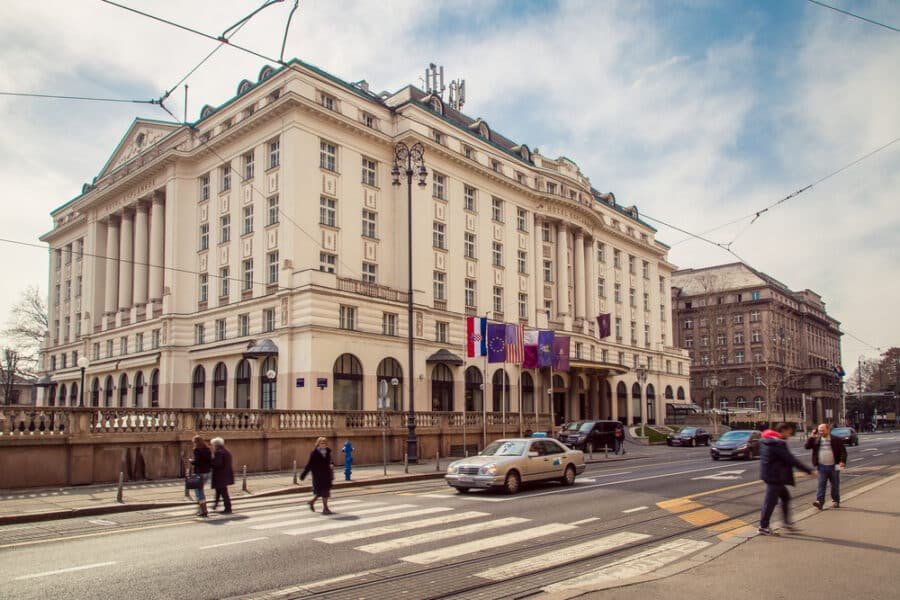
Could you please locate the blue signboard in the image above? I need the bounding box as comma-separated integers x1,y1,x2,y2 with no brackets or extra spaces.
295,378,305,388
316,377,328,389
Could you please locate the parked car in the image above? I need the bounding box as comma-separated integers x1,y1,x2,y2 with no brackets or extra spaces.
445,438,586,494
710,429,761,460
667,427,711,447
830,427,859,446
557,420,620,451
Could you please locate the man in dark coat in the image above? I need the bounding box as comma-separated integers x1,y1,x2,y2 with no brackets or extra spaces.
210,437,235,514
805,423,847,509
758,423,813,535
300,437,334,514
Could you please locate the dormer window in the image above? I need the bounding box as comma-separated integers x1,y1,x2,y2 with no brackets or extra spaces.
237,80,253,95
430,97,443,114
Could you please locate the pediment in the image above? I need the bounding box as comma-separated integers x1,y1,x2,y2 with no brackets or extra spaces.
97,118,181,179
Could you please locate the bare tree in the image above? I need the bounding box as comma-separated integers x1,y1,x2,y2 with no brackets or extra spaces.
750,315,803,427
1,348,23,405
2,286,48,375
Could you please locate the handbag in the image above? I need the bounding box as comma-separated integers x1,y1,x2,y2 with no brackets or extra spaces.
185,473,203,490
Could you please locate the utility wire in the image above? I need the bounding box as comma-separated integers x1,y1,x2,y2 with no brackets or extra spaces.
280,1,300,64
841,328,882,353
807,0,900,34
0,91,159,105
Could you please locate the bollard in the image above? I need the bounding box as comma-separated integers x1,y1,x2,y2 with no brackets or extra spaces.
116,472,124,504
404,452,409,474
292,460,298,485
604,445,609,459
588,443,593,460
435,450,441,472
241,465,248,493
343,441,354,481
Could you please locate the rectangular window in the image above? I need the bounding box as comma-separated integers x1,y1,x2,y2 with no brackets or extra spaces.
362,209,377,238
267,195,279,225
135,332,143,352
493,286,503,313
517,250,527,274
597,242,605,263
629,287,636,307
643,292,650,311
492,241,503,267
750,310,760,322
200,174,210,201
433,130,444,145
242,258,253,291
433,222,446,249
518,293,528,319
220,214,231,243
194,324,205,345
463,145,474,159
264,308,276,332
575,342,583,359
660,305,666,321
117,335,126,355
734,331,744,344
615,317,622,340
152,329,160,349
464,279,476,308
614,283,622,304
542,222,552,242
361,112,376,129
733,314,744,324
543,260,553,283
362,262,376,284
685,336,693,348
221,163,231,191
199,273,208,302
491,159,501,173
464,185,476,211
433,172,446,200
239,314,250,337
751,330,761,343
751,291,761,301
320,140,337,171
65,280,71,301
76,276,82,297
701,335,709,347
642,260,649,279
735,351,745,364
268,139,280,169
267,251,279,284
546,182,557,195
320,92,336,111
659,276,665,294
215,319,226,341
242,205,254,235
630,321,637,344
628,255,635,275
74,314,81,338
320,196,336,227
361,157,377,187
491,197,504,222
516,171,526,184
685,318,693,329
339,305,356,330
598,277,605,298
219,267,230,298
243,151,254,180
319,252,336,273
464,232,476,258
436,321,449,343
433,271,446,301
613,249,621,269
199,223,209,250
644,324,650,347
382,313,397,336
517,208,527,232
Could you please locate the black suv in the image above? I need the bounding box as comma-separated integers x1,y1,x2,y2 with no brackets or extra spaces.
558,420,620,451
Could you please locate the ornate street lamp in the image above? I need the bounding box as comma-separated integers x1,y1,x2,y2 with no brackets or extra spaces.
77,357,91,407
392,141,427,465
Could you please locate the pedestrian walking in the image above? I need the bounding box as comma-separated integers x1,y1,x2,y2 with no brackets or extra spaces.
805,423,847,509
758,422,812,535
300,437,334,515
614,425,625,455
188,435,212,517
210,437,234,514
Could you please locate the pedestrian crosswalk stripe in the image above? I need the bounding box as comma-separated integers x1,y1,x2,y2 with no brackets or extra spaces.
249,504,415,531
400,523,576,565
473,532,651,581
542,538,712,592
157,496,314,516
280,506,453,536
315,511,491,544
354,516,530,554
240,501,385,524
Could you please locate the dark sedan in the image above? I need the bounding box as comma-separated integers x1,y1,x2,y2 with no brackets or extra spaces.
831,427,859,446
667,427,711,447
710,430,761,460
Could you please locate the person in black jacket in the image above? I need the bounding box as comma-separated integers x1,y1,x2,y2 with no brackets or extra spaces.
758,423,813,535
210,437,235,514
188,435,212,517
805,423,848,509
301,437,334,515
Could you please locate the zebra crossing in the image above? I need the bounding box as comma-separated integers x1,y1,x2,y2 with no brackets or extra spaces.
159,495,715,589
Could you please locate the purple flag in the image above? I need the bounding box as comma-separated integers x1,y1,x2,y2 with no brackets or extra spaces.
552,336,570,371
597,314,611,338
487,323,507,363
522,330,539,369
537,330,554,368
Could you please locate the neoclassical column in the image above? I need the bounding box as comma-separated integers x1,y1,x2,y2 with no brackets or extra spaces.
148,193,165,302
585,235,596,321
104,217,120,315
533,216,543,322
133,202,149,305
118,210,134,311
555,222,569,317
573,229,585,320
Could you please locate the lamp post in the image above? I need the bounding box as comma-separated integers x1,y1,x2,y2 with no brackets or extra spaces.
77,357,90,407
392,141,427,465
636,364,648,437
35,374,56,407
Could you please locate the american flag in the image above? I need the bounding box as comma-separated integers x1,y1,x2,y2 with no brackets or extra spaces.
505,323,524,364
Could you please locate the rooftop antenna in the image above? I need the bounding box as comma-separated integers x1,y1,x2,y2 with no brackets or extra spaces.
425,63,445,98
449,78,465,110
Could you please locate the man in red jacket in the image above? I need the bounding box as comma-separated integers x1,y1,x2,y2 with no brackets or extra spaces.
805,423,847,509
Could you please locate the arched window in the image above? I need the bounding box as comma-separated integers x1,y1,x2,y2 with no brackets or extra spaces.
260,357,277,410
91,377,100,407
553,374,565,389
213,363,227,408
617,381,628,423
118,373,128,407
235,359,251,409
69,382,78,407
104,376,114,407
736,396,746,409
377,358,403,411
720,397,729,410
192,366,205,409
521,372,535,414
492,369,511,412
464,366,483,412
333,354,363,411
57,384,66,408
646,384,656,425
677,386,686,401
431,364,453,412
665,385,674,400
134,372,144,407
631,382,643,424
149,369,159,408
46,385,56,407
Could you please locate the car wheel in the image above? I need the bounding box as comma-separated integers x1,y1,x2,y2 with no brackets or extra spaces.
503,471,521,495
667,440,672,446
712,455,720,461
455,487,470,494
560,464,576,486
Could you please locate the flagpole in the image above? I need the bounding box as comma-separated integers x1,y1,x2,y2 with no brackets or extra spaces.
533,367,538,433
483,313,489,449
549,361,555,437
518,362,523,437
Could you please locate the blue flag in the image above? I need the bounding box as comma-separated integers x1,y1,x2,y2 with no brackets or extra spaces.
537,330,554,367
487,323,507,363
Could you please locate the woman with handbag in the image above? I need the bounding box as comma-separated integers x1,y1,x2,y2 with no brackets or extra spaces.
210,437,235,514
300,437,334,514
187,435,212,517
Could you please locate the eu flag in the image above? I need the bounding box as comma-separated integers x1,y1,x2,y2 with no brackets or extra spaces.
487,323,507,363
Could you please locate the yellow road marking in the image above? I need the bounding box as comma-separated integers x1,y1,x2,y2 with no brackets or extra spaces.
657,480,758,540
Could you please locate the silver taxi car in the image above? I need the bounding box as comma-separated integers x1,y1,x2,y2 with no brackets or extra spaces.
445,437,586,494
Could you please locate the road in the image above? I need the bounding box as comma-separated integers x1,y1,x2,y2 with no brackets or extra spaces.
2,433,898,599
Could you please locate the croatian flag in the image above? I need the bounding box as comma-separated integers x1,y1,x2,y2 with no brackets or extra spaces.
537,330,555,368
505,323,524,365
466,316,487,358
487,323,507,363
522,330,540,369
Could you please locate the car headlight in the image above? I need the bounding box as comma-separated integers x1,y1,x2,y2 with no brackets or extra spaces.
447,464,459,475
479,464,497,476
737,444,748,451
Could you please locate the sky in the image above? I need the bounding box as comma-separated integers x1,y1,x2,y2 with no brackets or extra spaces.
0,0,897,372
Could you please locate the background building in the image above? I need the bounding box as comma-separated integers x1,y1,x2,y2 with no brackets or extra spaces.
38,59,690,425
672,263,842,426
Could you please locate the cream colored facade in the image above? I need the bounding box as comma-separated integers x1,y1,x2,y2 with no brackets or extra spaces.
39,59,690,425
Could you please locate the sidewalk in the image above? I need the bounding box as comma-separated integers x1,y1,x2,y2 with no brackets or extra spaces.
568,469,900,599
0,452,645,526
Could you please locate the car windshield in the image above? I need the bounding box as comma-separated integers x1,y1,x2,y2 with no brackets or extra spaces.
719,431,750,441
480,441,527,456
831,428,850,436
681,428,697,434
579,422,595,432
564,422,584,431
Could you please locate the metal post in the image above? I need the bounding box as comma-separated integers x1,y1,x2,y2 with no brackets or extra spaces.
382,409,387,476
116,472,124,503
436,450,440,472
604,445,609,459
79,367,86,407
404,451,409,474
292,459,298,485
241,464,248,493
588,443,593,460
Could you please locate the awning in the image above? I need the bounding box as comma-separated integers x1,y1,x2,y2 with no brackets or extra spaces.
569,360,629,376
244,338,279,359
426,348,465,366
